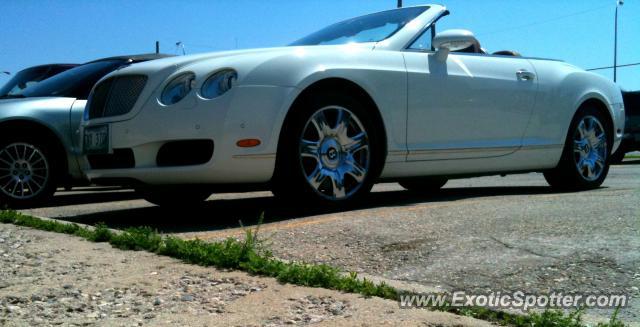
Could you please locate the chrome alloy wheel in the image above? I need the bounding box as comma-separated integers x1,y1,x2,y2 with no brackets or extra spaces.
0,143,49,200
573,116,607,182
299,106,370,200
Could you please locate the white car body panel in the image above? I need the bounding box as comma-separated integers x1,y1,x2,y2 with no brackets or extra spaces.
80,4,624,186
404,52,538,160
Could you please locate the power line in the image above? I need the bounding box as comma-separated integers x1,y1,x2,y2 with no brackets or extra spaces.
476,4,611,36
587,62,640,71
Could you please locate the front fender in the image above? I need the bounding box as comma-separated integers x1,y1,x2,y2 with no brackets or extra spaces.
238,48,408,156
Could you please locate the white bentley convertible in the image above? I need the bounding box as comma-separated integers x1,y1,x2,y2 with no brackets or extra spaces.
81,5,624,206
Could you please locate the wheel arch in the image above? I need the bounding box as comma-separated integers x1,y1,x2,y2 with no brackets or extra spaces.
573,96,616,152
276,77,388,172
0,119,69,177
284,78,387,152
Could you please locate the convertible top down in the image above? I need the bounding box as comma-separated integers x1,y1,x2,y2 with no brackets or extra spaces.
80,5,624,206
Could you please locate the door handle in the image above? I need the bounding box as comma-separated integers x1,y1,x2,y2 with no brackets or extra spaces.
516,70,535,81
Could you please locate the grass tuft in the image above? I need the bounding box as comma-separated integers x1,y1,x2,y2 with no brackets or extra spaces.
0,210,627,327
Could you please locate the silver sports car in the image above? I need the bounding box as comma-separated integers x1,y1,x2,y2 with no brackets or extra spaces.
0,54,170,207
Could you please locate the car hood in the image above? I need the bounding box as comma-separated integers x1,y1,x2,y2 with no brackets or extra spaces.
0,96,75,106
110,43,376,77
0,97,77,117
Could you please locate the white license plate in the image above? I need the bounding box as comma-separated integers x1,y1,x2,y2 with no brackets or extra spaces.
83,125,109,154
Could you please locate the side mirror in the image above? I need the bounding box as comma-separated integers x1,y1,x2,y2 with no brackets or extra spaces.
433,29,480,61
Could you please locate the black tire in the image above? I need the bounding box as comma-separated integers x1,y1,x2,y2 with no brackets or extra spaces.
399,177,448,193
0,135,61,208
610,144,626,164
137,186,211,208
272,92,384,206
544,106,612,190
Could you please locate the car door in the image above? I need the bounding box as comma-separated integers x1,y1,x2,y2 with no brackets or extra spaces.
403,48,538,161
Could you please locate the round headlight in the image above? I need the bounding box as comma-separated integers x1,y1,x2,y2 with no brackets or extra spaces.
160,73,195,105
201,69,237,99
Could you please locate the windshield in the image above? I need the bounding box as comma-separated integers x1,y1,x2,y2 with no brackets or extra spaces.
290,6,428,46
0,65,74,98
21,60,124,100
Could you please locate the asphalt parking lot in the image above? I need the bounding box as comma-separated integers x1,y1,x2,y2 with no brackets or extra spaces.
20,160,640,324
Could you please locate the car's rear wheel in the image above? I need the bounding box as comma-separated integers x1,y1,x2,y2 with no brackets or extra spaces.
0,138,59,208
273,92,383,205
399,177,448,193
138,186,211,208
544,106,611,190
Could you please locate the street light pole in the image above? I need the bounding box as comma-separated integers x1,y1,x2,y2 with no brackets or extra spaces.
614,0,623,83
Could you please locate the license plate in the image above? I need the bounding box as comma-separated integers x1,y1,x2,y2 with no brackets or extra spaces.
83,125,109,154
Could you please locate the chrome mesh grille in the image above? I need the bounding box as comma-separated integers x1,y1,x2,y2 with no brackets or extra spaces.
87,75,147,119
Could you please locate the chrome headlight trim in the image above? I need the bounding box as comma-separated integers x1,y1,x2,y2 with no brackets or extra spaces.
200,69,237,100
160,72,196,106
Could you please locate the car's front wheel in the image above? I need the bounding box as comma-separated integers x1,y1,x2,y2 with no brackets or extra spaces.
544,106,611,190
273,92,383,205
0,138,59,208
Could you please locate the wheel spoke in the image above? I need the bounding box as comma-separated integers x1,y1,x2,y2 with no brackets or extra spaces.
592,133,606,149
11,180,19,195
586,161,595,179
0,158,11,166
573,139,586,154
311,111,331,137
344,132,367,154
334,109,351,137
3,148,16,162
577,122,587,139
329,172,346,198
29,178,43,189
307,166,326,189
27,148,37,161
300,139,320,161
344,160,366,183
26,180,38,194
31,172,47,180
2,177,13,190
31,157,44,166
594,154,605,168
12,146,21,162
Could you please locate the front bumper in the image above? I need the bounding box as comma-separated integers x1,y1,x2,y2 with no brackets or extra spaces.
81,85,297,185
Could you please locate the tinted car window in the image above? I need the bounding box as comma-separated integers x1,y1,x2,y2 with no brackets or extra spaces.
22,60,124,100
0,66,56,97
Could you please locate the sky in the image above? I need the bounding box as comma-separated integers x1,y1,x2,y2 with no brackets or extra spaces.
0,0,638,90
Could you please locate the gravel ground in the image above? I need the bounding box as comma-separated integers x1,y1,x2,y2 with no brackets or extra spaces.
0,223,488,326
19,162,640,325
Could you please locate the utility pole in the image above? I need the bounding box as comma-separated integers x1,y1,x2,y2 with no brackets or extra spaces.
614,0,624,83
155,41,159,54
397,0,402,8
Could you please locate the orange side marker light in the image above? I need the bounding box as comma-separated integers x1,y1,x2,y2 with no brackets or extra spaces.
236,139,261,148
